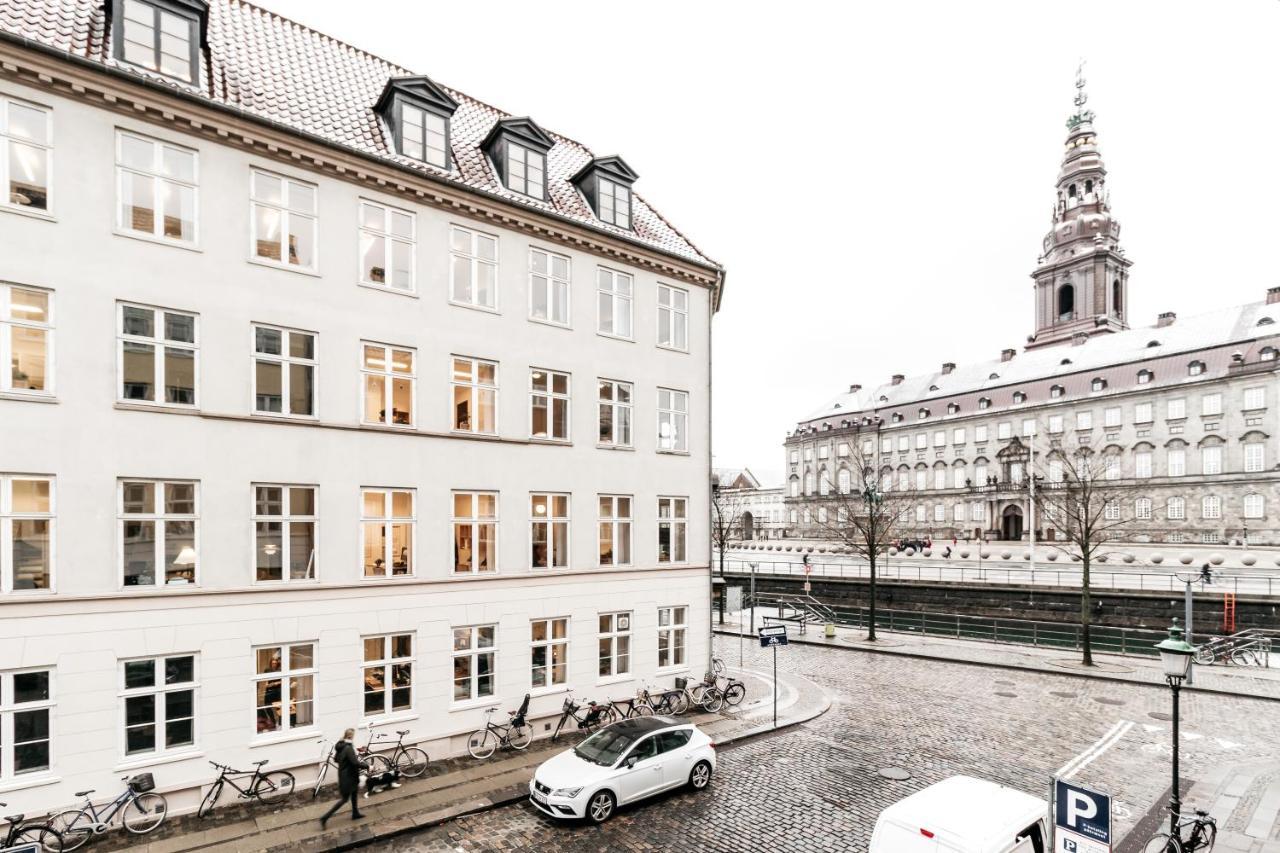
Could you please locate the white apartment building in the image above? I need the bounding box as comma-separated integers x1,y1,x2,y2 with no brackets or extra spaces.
0,0,724,814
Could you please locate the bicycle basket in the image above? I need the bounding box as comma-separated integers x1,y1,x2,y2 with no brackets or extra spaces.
128,772,156,793
674,676,689,690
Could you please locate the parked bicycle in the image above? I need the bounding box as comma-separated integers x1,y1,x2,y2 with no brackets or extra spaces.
676,675,724,713
551,692,609,741
197,760,295,818
468,694,532,758
638,683,688,716
312,736,380,799
366,729,430,778
598,693,655,724
711,660,747,708
49,774,166,850
1143,808,1216,852
2,803,64,851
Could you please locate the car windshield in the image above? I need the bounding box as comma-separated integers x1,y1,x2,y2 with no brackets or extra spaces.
573,727,640,766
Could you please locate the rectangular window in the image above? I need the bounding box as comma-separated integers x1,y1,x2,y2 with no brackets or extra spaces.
818,445,830,459
1134,402,1153,424
1048,415,1063,434
253,485,316,582
252,325,314,417
1245,443,1265,473
253,643,315,735
530,493,569,569
933,468,946,490
1076,411,1093,430
1244,494,1265,519
1167,497,1185,520
0,669,52,779
1202,393,1223,416
1104,456,1120,480
1244,387,1266,410
933,431,946,447
657,284,689,351
971,502,985,521
657,606,687,669
1104,501,1120,520
953,428,965,444
361,343,415,427
450,356,497,434
597,268,633,338
1202,495,1221,520
120,0,196,82
1048,459,1063,483
116,131,196,243
359,200,415,292
933,504,945,522
120,480,197,587
452,492,497,574
529,248,570,326
506,143,545,198
530,618,568,689
1104,407,1121,428
1022,419,1036,437
251,169,316,270
881,438,893,454
452,625,496,702
974,426,988,443
915,434,927,450
839,442,851,457
598,495,632,567
1136,498,1152,520
657,497,687,564
598,379,633,447
1167,398,1186,420
1135,452,1152,479
121,655,195,757
953,467,965,489
530,369,570,441
658,388,689,452
897,436,909,453
997,422,1012,440
1,475,53,592
597,177,630,228
399,103,447,168
449,226,498,309
953,503,965,522
0,284,51,395
1,97,50,212
362,633,412,717
1202,445,1222,475
1168,448,1186,477
361,488,414,577
598,612,631,678
118,303,197,406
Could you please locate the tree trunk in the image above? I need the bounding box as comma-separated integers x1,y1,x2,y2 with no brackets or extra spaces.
1080,552,1093,666
868,546,878,642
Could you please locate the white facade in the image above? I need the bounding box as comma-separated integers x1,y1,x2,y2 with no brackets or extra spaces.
0,37,717,816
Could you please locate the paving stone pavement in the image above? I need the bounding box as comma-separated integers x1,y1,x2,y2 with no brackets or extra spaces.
380,635,1280,853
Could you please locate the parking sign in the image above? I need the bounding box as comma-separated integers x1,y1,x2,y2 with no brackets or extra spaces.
1053,779,1111,853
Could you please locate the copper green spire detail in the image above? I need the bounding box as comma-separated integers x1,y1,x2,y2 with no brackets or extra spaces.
1066,61,1095,130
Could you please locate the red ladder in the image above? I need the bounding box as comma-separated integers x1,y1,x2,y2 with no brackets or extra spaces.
1223,592,1237,634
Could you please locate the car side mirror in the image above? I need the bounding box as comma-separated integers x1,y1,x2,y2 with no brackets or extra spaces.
625,755,638,768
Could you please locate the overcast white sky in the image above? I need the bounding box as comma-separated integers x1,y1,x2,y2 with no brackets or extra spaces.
255,0,1280,486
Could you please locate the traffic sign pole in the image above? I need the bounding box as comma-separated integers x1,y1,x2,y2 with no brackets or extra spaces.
773,644,777,729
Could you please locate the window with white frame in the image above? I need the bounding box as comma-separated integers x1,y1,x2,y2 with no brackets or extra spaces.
118,303,196,406
0,284,51,395
1244,387,1266,410
252,325,314,417
896,436,908,453
915,505,926,522
361,488,414,577
531,618,568,689
952,466,966,489
819,470,831,496
506,142,545,198
452,625,495,701
529,248,570,326
915,434,927,450
531,493,569,569
398,103,447,168
1104,455,1120,480
598,612,631,678
974,462,988,483
658,497,687,563
1202,445,1223,475
997,422,1012,440
1134,451,1152,479
1022,419,1036,437
953,428,965,444
933,504,945,522
1,475,52,592
819,445,831,459
1245,442,1265,473
0,668,51,779
1202,393,1223,416
1104,407,1121,428
1091,377,1107,392
253,484,316,582
362,633,412,716
1168,448,1186,476
598,495,631,566
838,468,852,494
837,507,848,524
117,0,198,82
839,442,851,457
1135,498,1152,520
658,388,688,452
452,491,497,574
253,643,315,735
913,469,926,490
1104,501,1120,520
972,502,985,521
804,472,816,495
598,379,633,447
657,284,689,350
657,606,687,669
1168,497,1186,519
449,226,498,309
1202,495,1221,520
933,468,946,490
975,425,988,443
1188,361,1204,376
897,470,909,490
953,503,965,522
1134,402,1153,424
933,431,945,447
1076,411,1092,430
451,356,497,434
1048,415,1063,434
361,343,415,427
121,655,195,757
1167,398,1186,419
597,177,630,228
116,131,196,243
818,506,828,524
882,437,893,453
120,480,197,587
1048,459,1063,483
597,268,633,338
359,201,415,292
530,369,570,440
1244,494,1265,519
251,169,316,269
1,97,50,213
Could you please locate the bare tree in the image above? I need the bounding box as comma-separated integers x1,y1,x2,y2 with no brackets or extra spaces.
711,485,748,625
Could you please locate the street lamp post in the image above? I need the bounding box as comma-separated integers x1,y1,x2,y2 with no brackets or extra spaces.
1156,619,1195,835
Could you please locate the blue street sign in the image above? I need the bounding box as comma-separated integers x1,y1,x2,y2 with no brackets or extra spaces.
1054,779,1111,852
759,625,788,648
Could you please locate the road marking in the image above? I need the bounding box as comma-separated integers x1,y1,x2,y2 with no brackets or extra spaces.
1057,719,1135,780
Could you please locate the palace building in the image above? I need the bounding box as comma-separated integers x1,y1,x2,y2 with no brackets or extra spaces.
785,74,1279,546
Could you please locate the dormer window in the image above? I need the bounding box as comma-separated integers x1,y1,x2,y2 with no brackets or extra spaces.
1262,347,1277,362
375,76,459,171
1188,360,1205,376
891,413,903,423
1091,377,1107,391
1137,369,1153,384
917,408,929,420
572,156,638,229
1050,385,1064,399
1012,391,1026,404
483,118,554,201
507,143,544,198
113,0,206,85
947,403,960,415
978,397,991,410
401,105,447,167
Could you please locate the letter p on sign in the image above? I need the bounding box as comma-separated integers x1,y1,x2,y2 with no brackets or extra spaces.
1066,791,1097,828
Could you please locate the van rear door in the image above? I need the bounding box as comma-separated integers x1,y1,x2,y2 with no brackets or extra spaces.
869,819,941,853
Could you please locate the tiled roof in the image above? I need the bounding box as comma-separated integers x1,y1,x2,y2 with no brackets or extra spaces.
0,0,719,270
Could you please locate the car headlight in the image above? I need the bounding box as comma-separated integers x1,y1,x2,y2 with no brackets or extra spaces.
552,787,583,798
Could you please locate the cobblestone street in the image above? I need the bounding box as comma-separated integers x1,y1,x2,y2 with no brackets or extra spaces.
382,636,1280,852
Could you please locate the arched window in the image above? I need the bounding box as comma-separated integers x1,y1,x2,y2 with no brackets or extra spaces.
947,402,960,415
891,412,903,423
1112,279,1123,316
1012,391,1026,404
1050,385,1064,399
1068,183,1077,198
788,476,799,498
1091,377,1107,392
837,468,851,494
917,408,929,420
1188,360,1205,376
978,397,991,410
818,468,831,496
1137,369,1153,384
952,463,967,489
914,468,927,491
1057,284,1075,320
804,472,816,495
1084,179,1094,195
1261,347,1277,361
933,465,947,490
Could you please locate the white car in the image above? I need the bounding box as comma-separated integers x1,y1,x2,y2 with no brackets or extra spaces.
528,716,716,823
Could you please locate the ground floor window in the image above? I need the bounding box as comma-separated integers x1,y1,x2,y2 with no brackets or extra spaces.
598,612,631,677
121,655,196,757
531,618,568,689
253,643,315,734
452,625,496,701
657,606,687,669
362,633,412,717
0,668,52,779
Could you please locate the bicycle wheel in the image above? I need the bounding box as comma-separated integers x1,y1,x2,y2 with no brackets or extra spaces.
122,792,168,834
14,825,64,853
669,691,690,715
253,771,295,805
723,682,746,707
362,753,394,776
1231,649,1257,666
49,810,92,851
396,746,430,777
1198,821,1217,851
1193,647,1215,666
700,687,725,713
468,728,496,759
600,705,620,726
508,725,532,750
312,760,330,799
1142,834,1183,853
631,702,654,717
551,714,569,742
197,781,223,819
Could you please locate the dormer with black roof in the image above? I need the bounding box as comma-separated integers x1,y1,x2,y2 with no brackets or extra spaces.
572,155,638,230
109,0,209,86
375,75,460,170
482,117,554,201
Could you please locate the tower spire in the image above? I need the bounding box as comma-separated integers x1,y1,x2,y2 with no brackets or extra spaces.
1067,60,1095,129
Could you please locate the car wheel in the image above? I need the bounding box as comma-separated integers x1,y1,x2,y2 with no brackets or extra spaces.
689,760,712,790
586,790,616,824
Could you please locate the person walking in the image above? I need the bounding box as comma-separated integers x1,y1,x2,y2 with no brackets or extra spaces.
320,728,365,828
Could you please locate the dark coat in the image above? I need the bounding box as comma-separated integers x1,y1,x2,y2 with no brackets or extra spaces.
334,740,361,796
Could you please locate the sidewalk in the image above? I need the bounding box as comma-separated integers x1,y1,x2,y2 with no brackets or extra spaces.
104,665,830,852
719,609,1280,702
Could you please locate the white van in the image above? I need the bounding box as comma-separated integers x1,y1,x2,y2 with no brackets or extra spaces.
869,776,1049,853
